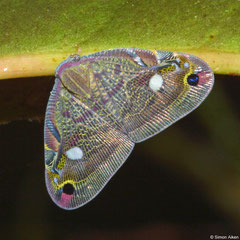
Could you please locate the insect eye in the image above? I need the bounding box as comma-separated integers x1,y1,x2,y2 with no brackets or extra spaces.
63,183,75,195
187,74,199,86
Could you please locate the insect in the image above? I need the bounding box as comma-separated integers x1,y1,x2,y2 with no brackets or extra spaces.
44,48,214,210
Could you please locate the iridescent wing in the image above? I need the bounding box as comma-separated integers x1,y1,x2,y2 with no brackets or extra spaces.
44,48,214,209
57,48,214,142
45,79,134,209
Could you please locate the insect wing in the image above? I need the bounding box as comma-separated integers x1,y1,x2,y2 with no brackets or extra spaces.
57,49,214,143
124,51,214,142
44,79,134,209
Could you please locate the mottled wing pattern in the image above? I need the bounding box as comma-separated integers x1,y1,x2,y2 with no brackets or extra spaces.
57,49,214,142
44,79,134,209
44,48,214,209
123,51,214,142
56,49,157,134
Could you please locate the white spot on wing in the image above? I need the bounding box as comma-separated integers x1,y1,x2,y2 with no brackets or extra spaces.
184,62,189,68
66,147,83,160
149,74,163,91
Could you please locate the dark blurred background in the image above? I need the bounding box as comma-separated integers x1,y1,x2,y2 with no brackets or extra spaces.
0,74,240,240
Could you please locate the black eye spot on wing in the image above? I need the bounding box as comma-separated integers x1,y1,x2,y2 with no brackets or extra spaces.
63,183,75,195
187,74,199,86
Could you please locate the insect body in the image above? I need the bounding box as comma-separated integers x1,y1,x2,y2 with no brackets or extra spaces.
44,48,214,209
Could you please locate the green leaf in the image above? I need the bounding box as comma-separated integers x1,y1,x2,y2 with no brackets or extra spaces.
0,0,240,79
